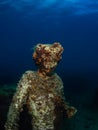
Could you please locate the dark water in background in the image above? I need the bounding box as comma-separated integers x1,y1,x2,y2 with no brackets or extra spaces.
0,0,98,130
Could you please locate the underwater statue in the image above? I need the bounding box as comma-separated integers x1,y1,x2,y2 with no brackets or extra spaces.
5,42,77,130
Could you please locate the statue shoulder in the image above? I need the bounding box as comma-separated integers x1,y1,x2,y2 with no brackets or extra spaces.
22,70,36,80
53,73,63,83
23,70,35,76
17,70,36,89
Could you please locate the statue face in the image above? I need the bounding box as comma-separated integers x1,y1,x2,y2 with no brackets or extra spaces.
33,42,64,74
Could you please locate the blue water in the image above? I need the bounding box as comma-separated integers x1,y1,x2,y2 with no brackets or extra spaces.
0,1,98,130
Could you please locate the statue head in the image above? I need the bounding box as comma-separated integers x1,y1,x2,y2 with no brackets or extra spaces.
33,42,64,75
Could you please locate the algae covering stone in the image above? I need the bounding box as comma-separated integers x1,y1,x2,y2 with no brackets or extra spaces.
5,42,77,130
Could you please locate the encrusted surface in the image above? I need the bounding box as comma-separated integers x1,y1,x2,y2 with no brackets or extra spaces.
27,71,64,130
5,43,77,130
5,71,77,130
33,42,64,75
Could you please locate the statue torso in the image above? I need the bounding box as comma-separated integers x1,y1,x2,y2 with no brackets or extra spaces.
25,71,63,130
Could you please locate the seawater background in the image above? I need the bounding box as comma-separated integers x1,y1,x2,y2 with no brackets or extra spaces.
0,0,98,130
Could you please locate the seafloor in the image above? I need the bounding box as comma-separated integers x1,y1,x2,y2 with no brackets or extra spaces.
0,76,98,130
